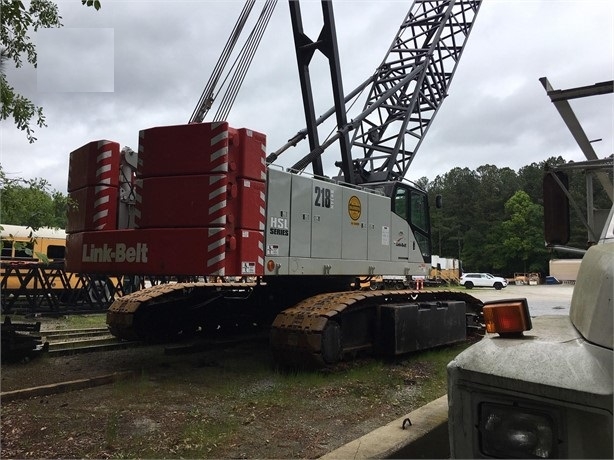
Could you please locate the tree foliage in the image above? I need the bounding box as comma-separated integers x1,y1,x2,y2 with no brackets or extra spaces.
427,156,606,277
0,165,67,228
500,190,549,273
0,0,100,143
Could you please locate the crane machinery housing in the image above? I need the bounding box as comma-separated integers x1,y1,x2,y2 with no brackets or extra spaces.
64,0,500,367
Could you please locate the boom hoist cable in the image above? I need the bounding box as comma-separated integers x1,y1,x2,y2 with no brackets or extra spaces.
190,0,278,124
213,0,278,122
190,1,255,124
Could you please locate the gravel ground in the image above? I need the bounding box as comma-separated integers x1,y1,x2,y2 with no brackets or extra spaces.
1,330,462,459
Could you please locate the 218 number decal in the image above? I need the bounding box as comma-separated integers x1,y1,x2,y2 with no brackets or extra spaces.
314,186,332,208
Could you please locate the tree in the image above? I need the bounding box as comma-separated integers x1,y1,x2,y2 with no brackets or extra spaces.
429,167,480,260
0,0,100,143
0,165,67,228
499,190,549,273
518,156,566,204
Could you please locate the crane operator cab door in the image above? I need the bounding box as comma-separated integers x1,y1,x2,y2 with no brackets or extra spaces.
390,183,432,264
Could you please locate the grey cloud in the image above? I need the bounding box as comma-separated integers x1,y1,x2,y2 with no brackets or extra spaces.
0,0,612,195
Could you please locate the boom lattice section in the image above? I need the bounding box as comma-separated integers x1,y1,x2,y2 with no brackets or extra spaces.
351,0,481,183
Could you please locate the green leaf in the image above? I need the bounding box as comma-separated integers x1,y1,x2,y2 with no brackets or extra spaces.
35,251,50,264
3,0,99,142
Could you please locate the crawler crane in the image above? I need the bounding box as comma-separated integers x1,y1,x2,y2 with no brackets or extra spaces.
65,0,492,366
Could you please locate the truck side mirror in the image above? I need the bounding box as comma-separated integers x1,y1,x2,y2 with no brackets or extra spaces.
543,171,570,245
435,195,443,209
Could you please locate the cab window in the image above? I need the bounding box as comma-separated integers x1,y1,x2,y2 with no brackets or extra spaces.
410,190,428,232
392,184,432,260
393,187,408,220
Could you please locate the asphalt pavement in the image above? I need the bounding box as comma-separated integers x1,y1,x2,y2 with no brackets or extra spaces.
461,283,575,317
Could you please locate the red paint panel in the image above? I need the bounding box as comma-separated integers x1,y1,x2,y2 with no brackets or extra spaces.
66,227,264,277
134,174,229,229
137,123,267,181
137,122,231,178
229,179,266,231
68,140,120,192
66,185,118,233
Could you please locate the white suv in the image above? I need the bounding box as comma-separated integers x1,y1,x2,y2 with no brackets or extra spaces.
459,273,508,290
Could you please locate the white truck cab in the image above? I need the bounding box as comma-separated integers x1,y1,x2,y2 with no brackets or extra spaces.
447,204,613,458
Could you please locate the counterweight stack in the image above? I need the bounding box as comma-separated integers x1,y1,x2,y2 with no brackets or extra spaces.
67,122,267,278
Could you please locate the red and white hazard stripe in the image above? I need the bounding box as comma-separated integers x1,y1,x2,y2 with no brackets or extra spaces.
92,185,116,230
96,141,118,185
206,227,226,276
208,122,230,174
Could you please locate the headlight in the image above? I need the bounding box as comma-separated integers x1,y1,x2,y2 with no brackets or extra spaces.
479,403,558,458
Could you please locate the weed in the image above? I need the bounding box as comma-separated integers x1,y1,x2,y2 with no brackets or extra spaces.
105,411,120,447
176,418,238,458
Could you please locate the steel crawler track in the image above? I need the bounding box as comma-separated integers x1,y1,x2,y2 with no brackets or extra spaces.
107,284,484,367
107,282,257,341
270,289,485,367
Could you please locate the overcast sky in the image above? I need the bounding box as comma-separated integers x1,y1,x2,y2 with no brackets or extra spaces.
1,0,613,194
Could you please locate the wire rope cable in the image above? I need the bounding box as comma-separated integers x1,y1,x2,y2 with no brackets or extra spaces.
213,0,278,121
189,0,256,123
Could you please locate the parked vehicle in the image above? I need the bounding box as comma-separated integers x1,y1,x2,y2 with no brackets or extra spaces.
459,273,508,290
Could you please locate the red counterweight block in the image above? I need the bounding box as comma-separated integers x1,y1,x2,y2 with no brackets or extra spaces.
227,127,267,181
67,140,120,192
137,122,267,181
133,175,266,232
137,122,232,178
66,185,119,233
205,227,264,276
226,229,265,276
134,174,231,229
66,227,264,277
229,179,266,231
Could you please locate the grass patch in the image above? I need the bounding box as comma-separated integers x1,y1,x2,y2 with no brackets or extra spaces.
212,341,469,416
399,342,471,405
105,411,121,446
54,313,107,329
177,418,238,458
0,313,107,330
1,334,473,459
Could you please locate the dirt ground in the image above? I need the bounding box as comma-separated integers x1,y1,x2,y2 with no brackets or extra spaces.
0,322,464,459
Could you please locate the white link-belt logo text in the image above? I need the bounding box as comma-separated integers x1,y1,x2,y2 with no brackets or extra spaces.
82,243,149,263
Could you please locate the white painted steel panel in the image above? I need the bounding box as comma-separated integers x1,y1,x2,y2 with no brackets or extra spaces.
289,174,312,258
341,187,368,260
